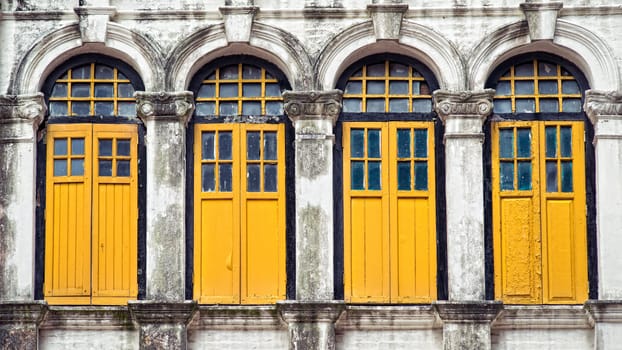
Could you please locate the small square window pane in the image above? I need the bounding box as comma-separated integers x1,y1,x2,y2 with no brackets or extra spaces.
414,161,428,190
367,63,385,77
72,102,91,115
118,84,135,98
54,139,67,155
247,164,261,192
351,161,365,190
219,84,238,98
242,65,261,79
219,132,232,160
344,81,362,94
264,164,277,192
117,160,130,177
397,129,411,158
51,83,67,97
242,101,261,115
515,81,534,95
195,102,215,116
95,102,114,116
368,161,381,190
118,102,135,116
493,99,511,113
388,99,408,112
94,84,113,98
538,81,558,94
367,81,385,94
562,81,580,94
539,99,559,113
412,81,421,95
265,101,283,115
71,159,84,176
243,83,261,97
517,161,532,190
197,84,215,98
246,132,261,160
220,65,238,79
99,160,113,177
351,129,364,158
538,62,557,76
202,132,215,160
499,129,514,158
500,161,514,190
562,98,582,112
264,132,277,160
71,65,90,79
219,102,238,116
389,81,408,94
413,99,432,113
265,84,281,97
49,102,68,116
117,139,131,156
219,164,232,192
71,84,90,98
515,63,534,76
71,138,84,155
99,139,113,156
366,99,385,112
343,99,362,113
414,129,427,158
545,126,557,158
202,164,215,192
94,65,113,79
53,159,67,176
495,81,511,96
516,99,535,113
546,161,558,192
561,161,573,192
389,63,409,77
367,129,381,158
517,129,531,158
397,161,411,190
560,126,572,157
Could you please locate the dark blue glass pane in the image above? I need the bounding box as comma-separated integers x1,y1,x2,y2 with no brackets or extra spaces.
560,126,572,157
389,63,408,77
366,99,385,112
49,102,68,116
54,159,67,176
264,132,277,160
118,84,134,98
265,102,282,115
246,132,260,160
414,161,428,190
397,129,410,158
546,161,558,192
99,160,112,177
219,164,232,192
540,99,559,113
117,160,130,177
72,138,85,155
54,139,67,155
397,161,411,191
500,161,514,190
198,84,215,98
561,161,573,192
95,65,113,79
367,129,381,158
118,102,135,116
242,83,261,97
517,129,531,158
220,65,238,79
368,161,381,190
412,81,420,95
72,65,90,79
345,81,362,94
562,98,582,112
264,164,277,192
517,161,532,191
412,99,432,113
242,101,261,115
499,129,514,158
99,139,112,156
219,84,238,98
414,129,427,158
72,102,90,115
242,65,261,79
116,139,130,156
538,81,558,94
562,81,580,94
538,61,557,76
265,84,281,97
247,164,260,192
516,99,535,113
202,132,215,160
51,83,67,97
343,99,362,113
350,129,364,158
493,100,511,113
388,99,408,112
515,81,534,95
367,81,385,94
351,161,365,190
545,126,557,158
219,132,232,160
495,81,511,96
515,63,534,76
72,84,90,98
94,84,113,98
71,159,84,176
202,164,215,192
389,81,408,94
367,63,384,77
95,102,113,116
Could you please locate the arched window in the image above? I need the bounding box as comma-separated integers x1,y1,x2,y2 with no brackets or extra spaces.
189,57,290,304
39,55,144,305
486,54,594,304
337,55,442,303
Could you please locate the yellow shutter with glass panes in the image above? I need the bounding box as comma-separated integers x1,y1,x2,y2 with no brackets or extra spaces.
194,123,285,304
44,123,138,305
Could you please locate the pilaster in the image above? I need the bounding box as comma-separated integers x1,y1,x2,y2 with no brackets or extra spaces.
0,94,46,301
136,92,194,301
0,301,47,350
433,89,494,301
434,301,502,350
128,301,197,350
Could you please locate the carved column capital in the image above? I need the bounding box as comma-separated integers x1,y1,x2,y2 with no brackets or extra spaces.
135,91,194,126
283,90,342,126
0,94,46,142
584,90,622,125
433,89,495,124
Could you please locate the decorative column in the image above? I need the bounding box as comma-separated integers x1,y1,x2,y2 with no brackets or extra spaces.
278,90,344,350
583,90,622,349
433,90,501,350
0,94,47,349
130,92,197,350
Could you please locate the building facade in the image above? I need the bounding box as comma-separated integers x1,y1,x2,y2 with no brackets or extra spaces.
1,0,622,349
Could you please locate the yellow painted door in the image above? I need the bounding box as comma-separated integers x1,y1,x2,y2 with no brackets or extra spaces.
344,122,436,303
492,121,588,304
45,123,138,305
194,124,285,304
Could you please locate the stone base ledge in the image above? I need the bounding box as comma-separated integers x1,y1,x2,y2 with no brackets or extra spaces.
337,304,440,330
585,300,622,323
128,300,197,325
494,305,590,330
39,305,132,330
0,301,47,324
277,301,345,324
190,305,282,330
434,301,502,323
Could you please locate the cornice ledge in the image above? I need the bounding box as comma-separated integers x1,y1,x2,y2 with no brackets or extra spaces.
0,93,46,126
585,300,622,323
128,300,197,325
277,301,345,324
135,91,194,126
434,301,503,323
283,90,343,125
433,89,495,123
0,301,47,324
584,89,622,125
